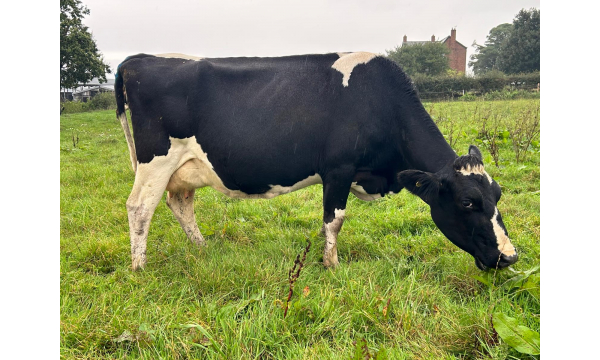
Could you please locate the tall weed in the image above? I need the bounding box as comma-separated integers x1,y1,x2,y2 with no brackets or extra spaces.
430,106,462,150
508,102,540,163
473,105,504,167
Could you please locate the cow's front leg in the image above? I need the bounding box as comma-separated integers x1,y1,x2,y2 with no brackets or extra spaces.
322,168,354,268
166,189,205,246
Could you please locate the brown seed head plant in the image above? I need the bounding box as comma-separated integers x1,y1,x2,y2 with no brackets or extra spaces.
283,238,311,318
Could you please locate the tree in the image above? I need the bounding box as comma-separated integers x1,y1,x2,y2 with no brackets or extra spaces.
60,0,110,91
385,42,450,76
496,8,540,74
469,23,513,75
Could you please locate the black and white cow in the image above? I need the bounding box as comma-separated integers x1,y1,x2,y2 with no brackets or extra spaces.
115,52,518,271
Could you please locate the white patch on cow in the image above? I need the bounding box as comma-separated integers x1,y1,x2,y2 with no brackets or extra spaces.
136,137,211,190
491,207,516,257
457,164,493,184
485,173,493,184
323,208,345,267
162,136,322,199
332,52,378,87
334,208,345,218
267,175,322,197
350,182,382,201
155,53,204,61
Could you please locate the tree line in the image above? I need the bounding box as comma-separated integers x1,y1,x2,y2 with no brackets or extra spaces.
60,0,110,90
385,8,540,77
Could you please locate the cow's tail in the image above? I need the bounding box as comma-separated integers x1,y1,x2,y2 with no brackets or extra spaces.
115,64,137,173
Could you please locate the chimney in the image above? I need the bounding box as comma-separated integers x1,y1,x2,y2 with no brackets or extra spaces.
451,28,456,42
403,35,407,43
431,35,435,42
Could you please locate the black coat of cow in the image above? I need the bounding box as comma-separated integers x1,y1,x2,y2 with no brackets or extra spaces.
115,52,518,271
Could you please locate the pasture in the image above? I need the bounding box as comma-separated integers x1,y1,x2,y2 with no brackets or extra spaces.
60,99,540,359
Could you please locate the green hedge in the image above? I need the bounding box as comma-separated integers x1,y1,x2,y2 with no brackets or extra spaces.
411,71,540,99
61,92,117,114
59,71,541,113
458,89,540,102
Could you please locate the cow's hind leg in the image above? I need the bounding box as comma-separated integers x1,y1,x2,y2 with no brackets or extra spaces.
321,167,354,268
166,189,205,246
127,161,179,270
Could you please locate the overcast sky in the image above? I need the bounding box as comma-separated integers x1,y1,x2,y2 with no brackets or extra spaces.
82,0,540,77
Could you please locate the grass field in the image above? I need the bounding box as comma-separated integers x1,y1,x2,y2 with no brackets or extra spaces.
60,99,540,359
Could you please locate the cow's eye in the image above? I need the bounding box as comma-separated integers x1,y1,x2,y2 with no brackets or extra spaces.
462,200,473,208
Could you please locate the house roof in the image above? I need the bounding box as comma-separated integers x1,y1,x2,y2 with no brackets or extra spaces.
439,36,467,49
402,41,432,46
77,78,115,86
72,84,114,95
402,36,468,49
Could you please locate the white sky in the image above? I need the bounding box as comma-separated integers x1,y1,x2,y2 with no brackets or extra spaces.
82,0,540,77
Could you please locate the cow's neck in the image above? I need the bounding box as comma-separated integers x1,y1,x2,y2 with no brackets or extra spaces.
395,102,457,173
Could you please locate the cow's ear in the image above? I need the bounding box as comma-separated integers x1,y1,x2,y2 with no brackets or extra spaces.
397,170,441,205
468,145,483,161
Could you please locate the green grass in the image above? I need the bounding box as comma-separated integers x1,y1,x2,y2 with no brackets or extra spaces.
60,100,540,359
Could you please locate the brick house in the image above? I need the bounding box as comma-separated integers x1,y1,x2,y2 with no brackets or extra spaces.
402,28,467,73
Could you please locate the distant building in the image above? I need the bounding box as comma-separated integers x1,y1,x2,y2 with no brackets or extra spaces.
61,78,115,102
402,28,467,74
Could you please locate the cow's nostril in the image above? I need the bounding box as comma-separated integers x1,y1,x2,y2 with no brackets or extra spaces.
501,252,519,265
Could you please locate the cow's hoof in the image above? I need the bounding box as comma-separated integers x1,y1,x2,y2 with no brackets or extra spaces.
131,255,146,271
132,263,145,271
192,236,207,247
323,256,339,268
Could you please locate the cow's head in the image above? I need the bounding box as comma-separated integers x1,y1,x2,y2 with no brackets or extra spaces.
398,145,518,270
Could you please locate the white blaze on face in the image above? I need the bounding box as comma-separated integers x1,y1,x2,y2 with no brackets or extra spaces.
491,207,516,257
332,52,378,87
458,164,493,184
155,53,204,61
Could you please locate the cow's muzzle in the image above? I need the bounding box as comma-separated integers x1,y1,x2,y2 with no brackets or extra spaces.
498,252,519,268
474,251,519,271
